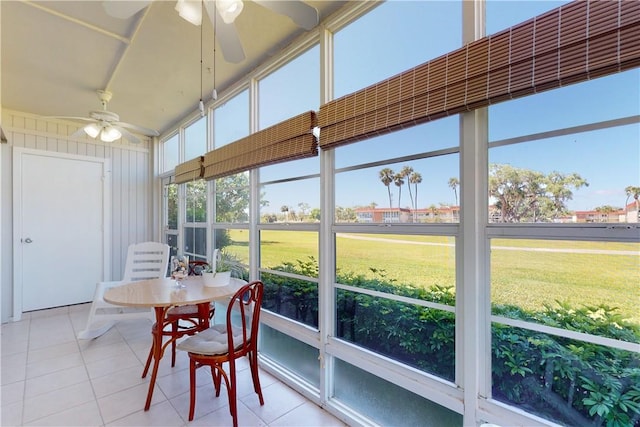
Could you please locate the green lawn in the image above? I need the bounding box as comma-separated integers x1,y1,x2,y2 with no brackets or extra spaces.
228,230,640,324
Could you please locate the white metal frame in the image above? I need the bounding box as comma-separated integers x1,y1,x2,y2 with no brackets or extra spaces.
157,1,640,426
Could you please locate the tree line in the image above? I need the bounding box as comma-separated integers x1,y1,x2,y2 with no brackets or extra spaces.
380,164,639,223
172,166,639,224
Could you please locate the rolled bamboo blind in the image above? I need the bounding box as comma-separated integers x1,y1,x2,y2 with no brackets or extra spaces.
203,111,317,180
175,155,204,184
318,0,640,150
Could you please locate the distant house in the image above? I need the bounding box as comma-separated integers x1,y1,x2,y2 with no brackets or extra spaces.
571,209,624,223
414,206,460,223
355,206,460,223
624,201,640,223
354,207,412,223
571,202,639,223
356,202,639,224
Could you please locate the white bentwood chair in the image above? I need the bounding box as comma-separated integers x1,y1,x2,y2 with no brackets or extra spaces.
77,241,170,339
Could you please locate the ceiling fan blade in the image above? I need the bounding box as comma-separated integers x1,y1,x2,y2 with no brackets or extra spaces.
204,1,245,64
114,121,159,137
117,127,142,144
103,0,152,19
70,127,88,139
253,0,318,30
216,19,246,63
43,116,95,123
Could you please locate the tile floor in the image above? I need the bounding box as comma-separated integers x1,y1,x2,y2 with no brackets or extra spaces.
1,303,347,426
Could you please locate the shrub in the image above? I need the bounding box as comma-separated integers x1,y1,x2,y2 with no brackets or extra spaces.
261,258,640,426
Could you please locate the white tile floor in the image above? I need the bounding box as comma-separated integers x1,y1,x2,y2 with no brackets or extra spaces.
1,304,347,427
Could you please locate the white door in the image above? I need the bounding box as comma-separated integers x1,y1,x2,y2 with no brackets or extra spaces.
13,148,110,314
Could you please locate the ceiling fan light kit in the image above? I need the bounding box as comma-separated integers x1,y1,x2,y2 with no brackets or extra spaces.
83,122,122,142
217,0,243,24
100,126,122,142
84,123,101,139
175,0,202,25
175,0,243,26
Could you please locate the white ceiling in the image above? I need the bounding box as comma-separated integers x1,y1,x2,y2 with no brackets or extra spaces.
1,0,347,136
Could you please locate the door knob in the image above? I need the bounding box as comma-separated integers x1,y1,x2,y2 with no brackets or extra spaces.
23,237,33,243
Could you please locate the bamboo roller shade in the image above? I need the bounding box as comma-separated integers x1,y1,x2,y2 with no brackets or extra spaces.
175,155,204,184
203,111,317,180
318,0,640,150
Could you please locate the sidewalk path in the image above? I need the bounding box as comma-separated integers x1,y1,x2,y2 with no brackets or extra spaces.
336,233,640,256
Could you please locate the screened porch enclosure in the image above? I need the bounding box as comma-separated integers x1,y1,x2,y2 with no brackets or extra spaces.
2,1,639,426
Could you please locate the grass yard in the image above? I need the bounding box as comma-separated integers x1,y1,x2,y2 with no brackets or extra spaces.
228,230,640,325
491,245,639,324
335,234,456,290
259,230,319,268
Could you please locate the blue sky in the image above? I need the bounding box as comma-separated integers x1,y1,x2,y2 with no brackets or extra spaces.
212,1,639,214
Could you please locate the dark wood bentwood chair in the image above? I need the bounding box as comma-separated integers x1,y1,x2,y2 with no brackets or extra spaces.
165,260,215,367
177,280,264,426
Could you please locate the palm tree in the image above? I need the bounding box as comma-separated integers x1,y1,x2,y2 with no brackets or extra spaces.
594,205,618,222
448,177,459,206
400,166,415,213
624,185,640,222
428,204,439,222
409,171,422,220
298,202,310,221
379,168,395,208
394,172,405,208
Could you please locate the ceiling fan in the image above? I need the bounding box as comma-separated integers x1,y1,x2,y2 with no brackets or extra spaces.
51,90,159,144
102,0,319,64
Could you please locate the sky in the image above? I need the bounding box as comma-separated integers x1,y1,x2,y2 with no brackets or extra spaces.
195,1,639,215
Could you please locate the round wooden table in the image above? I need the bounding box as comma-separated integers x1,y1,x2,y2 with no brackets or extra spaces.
104,275,244,411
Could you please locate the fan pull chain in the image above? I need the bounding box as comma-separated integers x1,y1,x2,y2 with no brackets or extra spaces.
212,0,218,101
199,1,205,117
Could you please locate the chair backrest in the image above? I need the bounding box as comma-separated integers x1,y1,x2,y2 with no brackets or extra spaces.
188,260,210,276
226,280,264,358
121,241,170,282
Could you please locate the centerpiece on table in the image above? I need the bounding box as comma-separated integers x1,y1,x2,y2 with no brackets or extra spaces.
202,249,233,287
170,254,189,288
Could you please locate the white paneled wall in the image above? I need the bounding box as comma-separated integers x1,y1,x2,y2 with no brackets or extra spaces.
1,109,155,322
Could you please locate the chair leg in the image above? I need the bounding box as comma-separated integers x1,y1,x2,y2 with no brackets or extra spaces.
188,357,197,421
248,351,264,405
212,365,222,396
171,321,178,367
142,340,154,378
227,364,238,427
